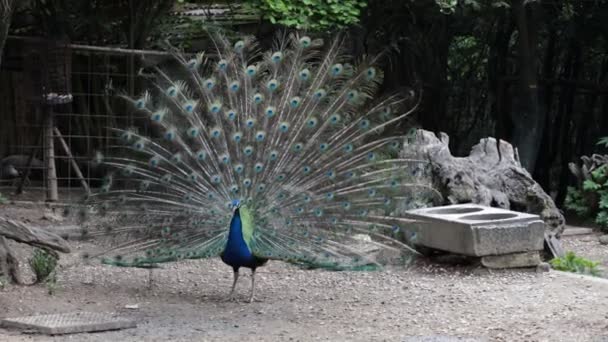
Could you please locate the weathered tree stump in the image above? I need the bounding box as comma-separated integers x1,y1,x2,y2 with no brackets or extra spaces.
402,129,565,236
0,216,70,284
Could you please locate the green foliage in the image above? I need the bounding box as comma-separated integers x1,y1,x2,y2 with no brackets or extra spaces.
550,251,600,276
598,137,608,149
250,0,367,31
565,164,608,229
29,248,57,284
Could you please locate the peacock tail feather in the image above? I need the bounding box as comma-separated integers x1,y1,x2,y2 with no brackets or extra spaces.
67,31,438,270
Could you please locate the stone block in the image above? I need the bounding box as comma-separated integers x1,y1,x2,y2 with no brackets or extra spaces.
404,204,545,257
481,251,542,268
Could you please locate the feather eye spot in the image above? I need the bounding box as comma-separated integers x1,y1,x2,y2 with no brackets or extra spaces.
269,150,279,160
226,109,237,120
243,178,252,187
314,208,323,217
230,185,239,194
210,127,222,138
293,143,303,152
329,113,341,124
296,207,304,214
256,183,266,192
166,86,178,97
326,192,334,200
302,166,311,174
347,90,359,102
390,140,400,149
343,143,354,153
151,109,166,122
290,97,301,108
220,154,230,164
211,175,221,184
186,59,198,69
188,171,198,182
133,139,146,151
161,173,172,184
196,149,207,161
279,122,290,133
245,118,256,128
299,68,310,81
276,174,286,181
327,170,336,179
243,146,254,156
367,152,376,161
253,93,264,104
359,119,371,130
232,132,243,143
331,63,343,77
149,156,160,168
234,40,245,51
319,142,329,152
171,153,182,164
299,36,312,47
187,126,200,138
265,106,276,117
208,102,221,113
368,188,377,197
234,164,245,173
255,131,266,142
313,88,327,100
306,117,318,128
164,128,176,141
218,59,228,71
204,78,215,90
271,52,283,63
229,81,240,92
120,130,134,143
254,163,264,173
365,67,377,80
267,79,279,91
343,202,351,210
246,65,257,76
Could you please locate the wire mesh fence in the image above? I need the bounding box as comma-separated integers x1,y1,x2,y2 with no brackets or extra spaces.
0,38,156,203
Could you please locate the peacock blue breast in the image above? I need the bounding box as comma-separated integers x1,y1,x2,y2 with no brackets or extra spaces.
221,209,258,270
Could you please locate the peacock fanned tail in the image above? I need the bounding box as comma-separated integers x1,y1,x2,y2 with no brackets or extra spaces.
68,31,437,270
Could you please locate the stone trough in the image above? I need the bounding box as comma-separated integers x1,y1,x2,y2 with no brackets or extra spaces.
405,204,545,268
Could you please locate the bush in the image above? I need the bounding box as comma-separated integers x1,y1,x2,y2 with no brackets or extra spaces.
29,248,58,284
550,251,600,276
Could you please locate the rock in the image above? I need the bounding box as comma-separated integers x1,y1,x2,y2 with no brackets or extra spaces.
401,130,565,237
481,251,542,269
599,235,608,245
536,262,551,273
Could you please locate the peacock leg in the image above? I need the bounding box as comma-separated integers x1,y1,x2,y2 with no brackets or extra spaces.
228,269,239,301
248,269,256,303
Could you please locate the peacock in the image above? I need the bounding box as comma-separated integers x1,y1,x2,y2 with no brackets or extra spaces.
68,31,434,302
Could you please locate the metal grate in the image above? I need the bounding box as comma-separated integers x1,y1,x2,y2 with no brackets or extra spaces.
1,312,136,335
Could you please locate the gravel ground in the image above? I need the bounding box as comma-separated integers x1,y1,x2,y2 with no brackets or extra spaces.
1,200,608,341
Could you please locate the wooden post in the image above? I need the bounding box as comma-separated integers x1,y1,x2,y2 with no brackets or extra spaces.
44,106,58,202
53,126,91,195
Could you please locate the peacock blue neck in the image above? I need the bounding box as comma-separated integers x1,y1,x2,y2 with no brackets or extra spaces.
222,209,255,269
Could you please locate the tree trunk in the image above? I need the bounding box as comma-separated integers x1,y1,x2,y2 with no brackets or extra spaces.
0,0,15,69
511,0,542,172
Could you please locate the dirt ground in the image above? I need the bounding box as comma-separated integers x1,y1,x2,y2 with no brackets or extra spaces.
1,199,608,342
